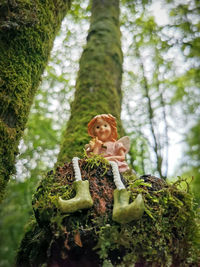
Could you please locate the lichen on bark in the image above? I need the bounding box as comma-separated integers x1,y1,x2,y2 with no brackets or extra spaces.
0,0,71,202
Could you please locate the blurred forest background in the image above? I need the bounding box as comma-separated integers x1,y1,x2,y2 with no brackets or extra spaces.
0,0,199,266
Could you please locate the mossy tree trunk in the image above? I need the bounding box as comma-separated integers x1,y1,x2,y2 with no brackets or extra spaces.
57,0,123,165
0,0,71,202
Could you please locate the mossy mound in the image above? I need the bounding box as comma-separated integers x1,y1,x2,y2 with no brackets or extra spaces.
17,157,199,266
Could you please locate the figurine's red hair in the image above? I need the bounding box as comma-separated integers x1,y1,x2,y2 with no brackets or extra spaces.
88,114,118,141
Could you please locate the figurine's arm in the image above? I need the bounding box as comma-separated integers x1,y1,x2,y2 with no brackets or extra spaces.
105,147,125,162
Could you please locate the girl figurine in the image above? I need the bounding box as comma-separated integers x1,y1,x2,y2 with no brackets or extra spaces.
58,114,144,224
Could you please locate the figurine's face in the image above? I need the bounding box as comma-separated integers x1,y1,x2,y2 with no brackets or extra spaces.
93,118,112,142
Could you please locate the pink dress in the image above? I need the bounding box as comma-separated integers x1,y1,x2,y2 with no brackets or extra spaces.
99,141,129,173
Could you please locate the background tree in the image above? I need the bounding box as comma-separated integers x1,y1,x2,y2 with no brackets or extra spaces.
162,0,200,202
121,0,200,184
0,0,71,202
121,1,172,178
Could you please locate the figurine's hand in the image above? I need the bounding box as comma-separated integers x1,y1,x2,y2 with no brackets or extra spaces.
89,138,102,151
94,138,103,148
90,138,103,155
89,140,95,150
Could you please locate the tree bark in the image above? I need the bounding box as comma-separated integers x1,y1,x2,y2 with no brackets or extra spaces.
0,0,71,202
57,0,123,165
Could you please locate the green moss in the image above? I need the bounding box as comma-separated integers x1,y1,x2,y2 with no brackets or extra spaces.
18,163,200,266
84,150,110,175
95,176,200,265
0,0,71,202
32,154,109,226
57,0,124,165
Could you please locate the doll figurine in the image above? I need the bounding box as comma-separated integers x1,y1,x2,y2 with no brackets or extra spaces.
58,114,144,224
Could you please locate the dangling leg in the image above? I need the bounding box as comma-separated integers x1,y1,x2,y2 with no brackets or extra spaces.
110,161,144,224
58,157,93,213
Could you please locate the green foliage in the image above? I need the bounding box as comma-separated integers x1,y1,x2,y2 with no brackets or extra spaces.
185,122,200,166
0,177,38,267
160,0,200,202
121,3,172,178
121,0,200,182
179,120,200,205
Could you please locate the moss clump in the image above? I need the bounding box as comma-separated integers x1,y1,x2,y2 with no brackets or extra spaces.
0,0,71,202
97,175,200,266
84,149,110,175
17,159,200,266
